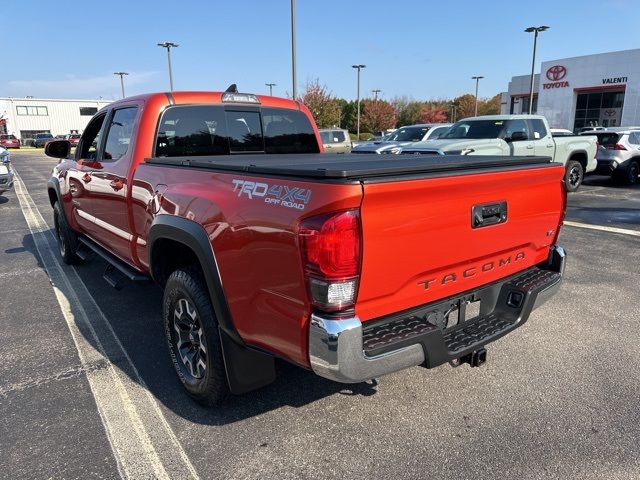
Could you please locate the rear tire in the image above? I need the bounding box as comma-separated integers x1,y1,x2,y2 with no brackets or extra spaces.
163,268,229,406
53,201,80,264
564,160,584,192
623,160,639,185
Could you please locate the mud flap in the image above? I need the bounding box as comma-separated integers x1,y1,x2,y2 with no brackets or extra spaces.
219,328,276,395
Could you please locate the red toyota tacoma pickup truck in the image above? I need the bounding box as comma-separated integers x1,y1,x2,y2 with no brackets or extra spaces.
44,90,567,406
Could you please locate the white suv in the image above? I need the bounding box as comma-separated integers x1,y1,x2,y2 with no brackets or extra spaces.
581,129,640,184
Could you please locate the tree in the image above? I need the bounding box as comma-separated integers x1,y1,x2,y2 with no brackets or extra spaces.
478,94,502,116
299,79,341,128
337,99,358,132
452,94,477,120
390,96,422,127
420,106,448,123
360,99,397,133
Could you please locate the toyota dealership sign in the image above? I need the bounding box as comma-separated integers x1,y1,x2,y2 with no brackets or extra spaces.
543,65,570,89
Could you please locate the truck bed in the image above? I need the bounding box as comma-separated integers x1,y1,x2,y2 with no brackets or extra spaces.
145,153,555,180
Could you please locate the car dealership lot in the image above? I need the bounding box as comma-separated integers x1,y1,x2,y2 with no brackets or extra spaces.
1,151,639,479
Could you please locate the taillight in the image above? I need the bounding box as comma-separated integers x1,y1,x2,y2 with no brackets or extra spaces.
614,143,627,151
298,209,361,312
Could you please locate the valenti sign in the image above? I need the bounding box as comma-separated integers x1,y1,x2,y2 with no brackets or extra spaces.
543,65,569,89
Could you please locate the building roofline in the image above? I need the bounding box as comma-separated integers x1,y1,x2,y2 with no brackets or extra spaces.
0,97,113,103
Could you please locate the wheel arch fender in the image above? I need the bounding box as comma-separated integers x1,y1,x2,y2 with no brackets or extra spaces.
148,215,276,394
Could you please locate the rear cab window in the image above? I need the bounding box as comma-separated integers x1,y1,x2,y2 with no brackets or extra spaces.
529,119,548,139
155,105,319,157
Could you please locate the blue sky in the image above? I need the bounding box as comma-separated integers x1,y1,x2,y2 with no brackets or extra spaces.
3,0,638,101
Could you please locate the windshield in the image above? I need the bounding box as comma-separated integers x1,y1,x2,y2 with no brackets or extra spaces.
385,126,430,142
440,120,505,139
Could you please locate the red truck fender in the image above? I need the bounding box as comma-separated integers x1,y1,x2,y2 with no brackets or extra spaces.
147,215,275,394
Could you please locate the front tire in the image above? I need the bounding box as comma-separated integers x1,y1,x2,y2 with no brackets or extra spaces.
53,201,80,264
163,268,229,406
564,160,584,192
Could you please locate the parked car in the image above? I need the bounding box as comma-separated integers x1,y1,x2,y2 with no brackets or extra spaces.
401,115,597,191
581,129,640,184
0,134,20,149
68,133,81,146
352,123,452,154
44,90,566,407
0,147,13,195
550,128,573,136
55,134,69,140
319,128,351,153
579,126,605,133
33,133,54,148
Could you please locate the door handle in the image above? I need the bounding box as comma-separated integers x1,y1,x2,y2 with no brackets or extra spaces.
82,173,92,183
526,145,534,149
546,144,554,148
110,179,124,191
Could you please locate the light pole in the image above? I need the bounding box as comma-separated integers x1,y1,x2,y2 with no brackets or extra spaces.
265,83,276,96
472,76,484,116
450,104,457,123
525,25,549,114
157,42,179,91
291,0,297,99
352,64,366,139
113,72,128,98
372,89,381,100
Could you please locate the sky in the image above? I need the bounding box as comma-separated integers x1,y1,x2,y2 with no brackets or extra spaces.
2,0,639,102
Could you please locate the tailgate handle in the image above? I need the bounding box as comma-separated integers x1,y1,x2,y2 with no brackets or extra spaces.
472,201,507,228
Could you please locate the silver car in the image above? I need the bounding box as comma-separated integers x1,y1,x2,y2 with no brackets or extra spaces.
351,123,452,154
0,147,13,195
582,129,640,184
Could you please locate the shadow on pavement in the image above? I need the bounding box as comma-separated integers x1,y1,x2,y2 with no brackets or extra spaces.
20,228,380,426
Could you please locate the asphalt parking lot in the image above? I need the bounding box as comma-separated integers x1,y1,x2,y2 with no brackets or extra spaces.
1,151,639,480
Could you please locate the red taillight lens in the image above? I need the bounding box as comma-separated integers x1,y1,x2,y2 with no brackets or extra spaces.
298,210,361,312
299,210,360,279
614,143,627,151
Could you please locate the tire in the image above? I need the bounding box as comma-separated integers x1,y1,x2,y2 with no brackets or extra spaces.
53,201,80,264
564,160,584,192
624,160,639,185
163,268,229,406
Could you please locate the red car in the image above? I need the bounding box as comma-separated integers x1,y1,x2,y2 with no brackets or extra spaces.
0,134,20,149
44,91,566,406
68,133,81,146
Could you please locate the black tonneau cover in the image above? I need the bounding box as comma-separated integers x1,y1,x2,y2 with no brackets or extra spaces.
145,153,554,179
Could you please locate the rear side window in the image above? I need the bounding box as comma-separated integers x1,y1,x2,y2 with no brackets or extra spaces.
156,106,229,157
529,119,548,139
262,108,319,153
628,132,640,145
104,107,137,161
332,131,346,143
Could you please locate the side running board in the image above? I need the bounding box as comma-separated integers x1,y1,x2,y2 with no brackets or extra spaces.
77,236,149,289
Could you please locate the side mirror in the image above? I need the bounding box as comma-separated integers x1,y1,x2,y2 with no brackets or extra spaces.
45,140,71,159
507,131,528,142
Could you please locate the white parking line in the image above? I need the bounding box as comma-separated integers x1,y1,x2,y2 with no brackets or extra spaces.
13,170,200,480
564,220,640,237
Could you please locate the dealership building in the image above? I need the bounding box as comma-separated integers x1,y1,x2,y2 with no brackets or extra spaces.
501,48,640,132
0,97,112,145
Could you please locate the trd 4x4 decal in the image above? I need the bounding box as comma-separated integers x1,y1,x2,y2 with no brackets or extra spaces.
232,179,312,210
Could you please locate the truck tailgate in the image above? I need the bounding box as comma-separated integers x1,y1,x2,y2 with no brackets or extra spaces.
356,163,565,321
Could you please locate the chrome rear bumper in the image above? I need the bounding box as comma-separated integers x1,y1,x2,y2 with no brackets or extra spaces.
309,246,565,384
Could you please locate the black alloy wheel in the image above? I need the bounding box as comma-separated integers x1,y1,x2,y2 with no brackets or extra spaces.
163,268,229,406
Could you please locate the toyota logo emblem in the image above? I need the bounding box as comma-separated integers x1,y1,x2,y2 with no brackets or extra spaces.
604,109,617,117
546,65,567,81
